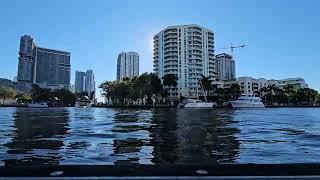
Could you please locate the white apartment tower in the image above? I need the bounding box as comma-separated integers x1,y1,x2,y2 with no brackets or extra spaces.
215,53,236,81
153,24,215,98
117,52,139,81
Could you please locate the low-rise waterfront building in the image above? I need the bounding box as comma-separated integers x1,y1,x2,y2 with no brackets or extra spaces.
224,76,309,96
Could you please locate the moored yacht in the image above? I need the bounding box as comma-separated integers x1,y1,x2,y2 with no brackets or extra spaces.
179,99,216,108
75,96,93,108
229,94,265,108
28,102,49,108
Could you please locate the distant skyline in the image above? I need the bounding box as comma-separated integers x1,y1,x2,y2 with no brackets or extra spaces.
1,0,319,100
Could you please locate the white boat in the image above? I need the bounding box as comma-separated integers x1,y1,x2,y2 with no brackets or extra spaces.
28,103,49,108
229,94,265,108
182,99,216,108
75,96,93,108
75,101,92,108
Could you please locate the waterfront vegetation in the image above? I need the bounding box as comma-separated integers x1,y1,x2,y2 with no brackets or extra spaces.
260,84,320,106
0,86,16,104
99,73,242,106
100,74,320,107
31,85,76,106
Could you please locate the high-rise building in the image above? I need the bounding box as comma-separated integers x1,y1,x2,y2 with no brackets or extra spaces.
17,35,35,82
34,47,71,89
117,52,139,81
16,35,71,90
153,24,215,98
75,71,86,93
85,69,95,96
74,69,96,98
215,53,235,81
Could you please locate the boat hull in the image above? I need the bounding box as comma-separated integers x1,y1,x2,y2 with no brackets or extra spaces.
184,102,215,108
28,103,48,108
229,101,265,108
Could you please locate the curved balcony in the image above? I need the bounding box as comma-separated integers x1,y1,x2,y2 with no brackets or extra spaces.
164,38,178,44
164,47,178,51
164,69,178,74
164,42,178,47
164,51,178,56
164,58,178,63
164,33,178,39
164,28,178,35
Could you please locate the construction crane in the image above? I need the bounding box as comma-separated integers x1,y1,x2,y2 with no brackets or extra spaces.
217,44,245,57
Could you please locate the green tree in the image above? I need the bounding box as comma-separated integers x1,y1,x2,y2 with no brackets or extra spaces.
15,93,32,104
199,75,212,102
283,84,295,105
99,81,113,104
261,85,280,105
0,86,16,104
52,89,76,106
162,74,178,99
227,83,241,100
31,84,51,102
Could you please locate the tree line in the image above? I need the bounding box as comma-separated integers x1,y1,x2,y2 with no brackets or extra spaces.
99,73,243,106
100,73,320,106
0,84,77,106
260,84,320,106
0,86,32,104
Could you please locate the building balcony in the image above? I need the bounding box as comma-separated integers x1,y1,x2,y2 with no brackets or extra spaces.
164,52,178,56
164,47,178,51
164,34,178,39
164,55,178,59
164,66,179,71
164,69,178,74
164,42,178,47
164,39,178,44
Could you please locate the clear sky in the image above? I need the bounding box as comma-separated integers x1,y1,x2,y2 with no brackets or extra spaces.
1,0,319,100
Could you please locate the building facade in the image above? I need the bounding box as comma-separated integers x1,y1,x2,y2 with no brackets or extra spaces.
223,77,309,96
34,47,71,89
16,35,71,90
85,69,95,94
117,52,139,81
276,78,308,90
75,71,86,93
215,53,235,81
153,24,215,98
17,35,35,83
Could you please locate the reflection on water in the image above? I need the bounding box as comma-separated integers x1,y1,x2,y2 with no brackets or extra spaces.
3,108,69,166
1,107,320,165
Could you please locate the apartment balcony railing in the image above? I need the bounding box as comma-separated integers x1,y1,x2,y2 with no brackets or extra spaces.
164,59,178,63
164,51,178,56
164,55,178,59
164,42,178,47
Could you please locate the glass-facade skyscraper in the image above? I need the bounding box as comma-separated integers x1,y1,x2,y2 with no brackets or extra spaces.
75,71,86,93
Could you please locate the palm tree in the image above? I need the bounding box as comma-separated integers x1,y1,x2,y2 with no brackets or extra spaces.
260,85,279,105
228,83,241,100
199,75,212,102
162,74,178,99
283,84,295,105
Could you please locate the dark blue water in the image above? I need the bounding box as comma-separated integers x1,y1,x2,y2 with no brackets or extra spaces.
0,107,320,166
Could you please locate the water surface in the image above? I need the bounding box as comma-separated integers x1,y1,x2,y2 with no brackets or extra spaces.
0,107,320,166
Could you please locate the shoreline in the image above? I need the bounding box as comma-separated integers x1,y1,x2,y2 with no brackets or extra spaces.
1,104,319,108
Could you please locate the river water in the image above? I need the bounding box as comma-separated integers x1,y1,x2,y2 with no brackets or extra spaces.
0,107,320,166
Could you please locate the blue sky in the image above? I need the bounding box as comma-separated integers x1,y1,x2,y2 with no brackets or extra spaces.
1,0,319,99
